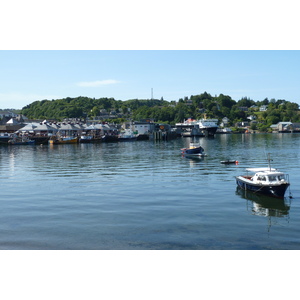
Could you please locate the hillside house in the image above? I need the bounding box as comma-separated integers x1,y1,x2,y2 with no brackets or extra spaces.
260,105,268,112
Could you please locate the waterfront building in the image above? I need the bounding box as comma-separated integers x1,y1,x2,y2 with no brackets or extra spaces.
133,120,155,135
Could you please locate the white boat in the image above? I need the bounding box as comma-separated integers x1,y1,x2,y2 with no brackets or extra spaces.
235,154,290,198
118,129,137,141
216,128,232,134
176,118,218,137
197,119,218,136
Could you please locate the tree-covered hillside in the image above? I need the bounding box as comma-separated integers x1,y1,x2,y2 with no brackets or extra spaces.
21,96,169,120
20,93,300,130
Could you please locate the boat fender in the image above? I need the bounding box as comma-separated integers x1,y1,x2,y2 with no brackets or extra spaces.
235,160,239,165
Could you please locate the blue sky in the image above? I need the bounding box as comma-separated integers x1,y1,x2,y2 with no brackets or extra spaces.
1,50,300,109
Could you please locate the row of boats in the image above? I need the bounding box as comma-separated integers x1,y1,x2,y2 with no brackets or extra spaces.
1,128,142,145
181,142,291,199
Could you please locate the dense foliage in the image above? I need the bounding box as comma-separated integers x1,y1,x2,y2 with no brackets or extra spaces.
20,93,300,130
21,97,168,120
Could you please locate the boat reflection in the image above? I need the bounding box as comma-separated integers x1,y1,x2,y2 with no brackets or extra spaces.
182,155,206,168
236,186,292,232
236,187,291,218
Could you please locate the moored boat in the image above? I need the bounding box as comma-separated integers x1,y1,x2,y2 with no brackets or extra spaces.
176,118,218,137
118,129,137,141
181,142,206,157
197,119,219,136
49,136,79,144
8,135,35,145
0,133,12,144
221,159,238,164
216,128,233,134
79,135,93,143
235,154,290,198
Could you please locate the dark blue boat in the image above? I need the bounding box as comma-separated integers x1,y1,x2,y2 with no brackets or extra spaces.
181,142,206,157
221,160,238,164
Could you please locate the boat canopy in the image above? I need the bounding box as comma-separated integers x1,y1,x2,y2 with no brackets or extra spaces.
246,168,277,172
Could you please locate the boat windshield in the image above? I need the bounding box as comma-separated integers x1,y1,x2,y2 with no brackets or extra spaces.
268,175,277,181
268,174,286,182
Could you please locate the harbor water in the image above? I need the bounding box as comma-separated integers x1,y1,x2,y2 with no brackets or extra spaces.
1,133,300,250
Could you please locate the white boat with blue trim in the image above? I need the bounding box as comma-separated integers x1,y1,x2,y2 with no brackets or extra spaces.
235,154,290,198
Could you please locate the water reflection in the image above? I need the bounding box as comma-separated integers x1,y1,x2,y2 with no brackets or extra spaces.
236,187,290,217
236,187,291,232
182,155,205,165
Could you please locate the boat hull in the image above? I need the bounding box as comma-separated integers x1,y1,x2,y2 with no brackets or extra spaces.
102,135,119,143
221,160,238,164
79,139,93,143
236,176,289,198
9,141,35,145
49,137,79,144
118,137,137,141
31,136,50,145
79,136,93,143
202,126,218,137
0,136,11,144
136,134,150,140
181,146,206,157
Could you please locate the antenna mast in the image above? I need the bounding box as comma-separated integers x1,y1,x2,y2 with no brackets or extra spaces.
267,153,273,171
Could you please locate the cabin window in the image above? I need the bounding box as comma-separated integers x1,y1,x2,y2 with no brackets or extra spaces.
268,176,276,181
278,175,285,180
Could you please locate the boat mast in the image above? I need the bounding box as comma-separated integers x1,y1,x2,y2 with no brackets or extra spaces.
267,153,272,171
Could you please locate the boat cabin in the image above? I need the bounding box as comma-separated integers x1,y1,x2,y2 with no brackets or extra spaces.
246,168,288,184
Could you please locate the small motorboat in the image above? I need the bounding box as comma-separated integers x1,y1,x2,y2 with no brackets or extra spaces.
8,136,35,145
181,142,207,157
235,154,290,198
118,129,137,141
0,133,12,144
79,135,93,143
221,160,238,164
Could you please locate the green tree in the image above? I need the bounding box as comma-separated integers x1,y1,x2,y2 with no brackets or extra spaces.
90,106,100,117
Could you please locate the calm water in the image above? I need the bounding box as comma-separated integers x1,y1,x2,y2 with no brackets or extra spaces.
1,133,300,250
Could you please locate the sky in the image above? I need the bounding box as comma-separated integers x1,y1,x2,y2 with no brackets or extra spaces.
1,0,300,110
1,50,300,109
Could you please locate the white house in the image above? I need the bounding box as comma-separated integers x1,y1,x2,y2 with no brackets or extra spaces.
260,105,268,111
0,111,18,119
247,115,256,121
